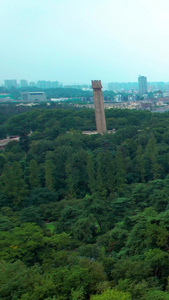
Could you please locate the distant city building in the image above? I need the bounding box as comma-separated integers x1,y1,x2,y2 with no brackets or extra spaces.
108,82,138,91
37,80,60,89
138,76,147,94
29,82,36,87
114,95,122,102
108,82,121,91
163,91,169,97
64,84,90,90
148,82,165,92
51,81,59,88
4,80,17,89
107,80,169,93
21,92,46,102
20,80,28,87
37,81,48,89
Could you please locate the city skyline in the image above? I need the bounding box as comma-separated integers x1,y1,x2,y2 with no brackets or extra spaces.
1,0,169,84
3,78,169,87
3,77,169,89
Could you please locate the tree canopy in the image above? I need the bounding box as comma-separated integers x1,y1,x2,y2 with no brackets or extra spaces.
1,105,169,299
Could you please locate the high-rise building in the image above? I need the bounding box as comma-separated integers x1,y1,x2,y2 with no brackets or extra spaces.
92,80,107,134
108,82,138,91
37,81,47,89
29,82,36,87
4,80,17,89
51,81,59,88
20,80,28,87
37,80,60,89
108,82,121,91
138,76,147,94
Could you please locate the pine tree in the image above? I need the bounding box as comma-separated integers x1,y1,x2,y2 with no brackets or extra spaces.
135,144,146,182
145,135,161,180
0,162,28,206
87,154,96,194
65,162,76,198
44,160,55,192
114,147,126,195
29,159,40,188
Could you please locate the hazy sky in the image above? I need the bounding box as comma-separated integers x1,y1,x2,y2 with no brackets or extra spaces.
1,0,169,84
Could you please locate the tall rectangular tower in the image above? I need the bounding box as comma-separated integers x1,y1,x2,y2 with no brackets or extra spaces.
138,75,147,94
92,80,107,134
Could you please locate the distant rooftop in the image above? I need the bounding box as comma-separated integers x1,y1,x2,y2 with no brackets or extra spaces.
29,92,45,95
0,136,19,148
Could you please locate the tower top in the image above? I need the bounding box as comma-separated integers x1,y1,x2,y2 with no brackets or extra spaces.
92,80,102,89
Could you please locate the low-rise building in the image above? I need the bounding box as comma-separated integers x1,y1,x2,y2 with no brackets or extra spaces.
21,92,46,102
0,136,19,150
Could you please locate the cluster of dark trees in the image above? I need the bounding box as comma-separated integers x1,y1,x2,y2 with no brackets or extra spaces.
1,106,169,299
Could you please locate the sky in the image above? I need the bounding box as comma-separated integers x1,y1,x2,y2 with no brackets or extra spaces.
1,0,169,85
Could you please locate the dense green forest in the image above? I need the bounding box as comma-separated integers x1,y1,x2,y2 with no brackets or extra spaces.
2,106,169,299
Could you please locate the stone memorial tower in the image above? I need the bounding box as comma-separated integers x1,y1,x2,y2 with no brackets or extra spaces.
92,80,107,134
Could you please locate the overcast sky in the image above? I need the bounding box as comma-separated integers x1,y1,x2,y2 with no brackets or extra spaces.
1,0,169,84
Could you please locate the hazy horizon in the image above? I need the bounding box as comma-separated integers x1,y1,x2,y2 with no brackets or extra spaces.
1,0,169,85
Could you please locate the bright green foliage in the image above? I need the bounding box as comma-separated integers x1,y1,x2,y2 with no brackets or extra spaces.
0,223,44,264
0,260,41,300
143,290,169,300
116,278,150,300
90,288,131,300
44,232,71,250
53,266,90,299
70,286,86,300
